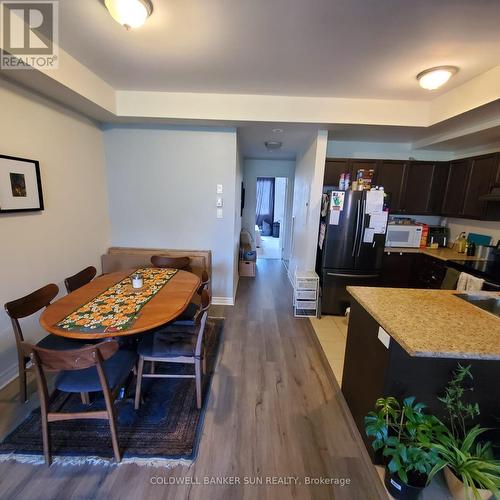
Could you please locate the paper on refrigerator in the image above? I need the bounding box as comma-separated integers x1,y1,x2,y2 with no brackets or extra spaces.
370,211,388,234
363,228,375,243
329,209,340,225
365,190,384,214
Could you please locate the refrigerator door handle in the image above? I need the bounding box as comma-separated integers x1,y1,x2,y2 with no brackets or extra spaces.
356,199,366,257
326,272,380,278
351,200,361,256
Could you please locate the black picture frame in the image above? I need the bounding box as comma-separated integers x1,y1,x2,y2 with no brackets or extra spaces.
0,154,44,213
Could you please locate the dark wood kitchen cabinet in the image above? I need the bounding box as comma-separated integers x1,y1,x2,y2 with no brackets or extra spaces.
441,159,470,216
324,158,379,187
324,151,500,220
403,161,448,215
413,254,447,289
462,154,497,218
381,251,416,287
374,160,407,213
324,159,351,186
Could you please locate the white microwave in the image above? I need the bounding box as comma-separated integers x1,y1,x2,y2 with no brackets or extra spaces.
386,224,423,248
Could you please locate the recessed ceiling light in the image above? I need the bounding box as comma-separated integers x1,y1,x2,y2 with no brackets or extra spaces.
416,66,458,90
272,128,283,134
265,140,282,150
105,0,153,30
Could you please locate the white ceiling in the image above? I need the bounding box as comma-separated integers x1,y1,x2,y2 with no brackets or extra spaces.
58,0,500,99
238,123,320,160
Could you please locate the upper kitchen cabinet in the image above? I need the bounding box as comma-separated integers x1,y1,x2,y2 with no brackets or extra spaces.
494,156,500,186
441,159,470,216
403,162,448,215
441,154,498,219
324,159,351,186
374,160,407,213
324,158,378,188
462,154,497,218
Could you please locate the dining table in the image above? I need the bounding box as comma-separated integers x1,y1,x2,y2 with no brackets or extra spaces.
40,268,201,340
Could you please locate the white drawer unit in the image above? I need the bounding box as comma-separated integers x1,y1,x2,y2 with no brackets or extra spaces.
294,271,319,318
295,289,317,300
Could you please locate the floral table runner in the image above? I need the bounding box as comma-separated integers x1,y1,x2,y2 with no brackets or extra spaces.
56,267,178,333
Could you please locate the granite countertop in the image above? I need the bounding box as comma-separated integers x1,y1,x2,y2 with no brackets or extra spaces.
347,287,500,360
384,246,487,262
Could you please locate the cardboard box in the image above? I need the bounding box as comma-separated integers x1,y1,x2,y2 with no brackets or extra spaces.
239,260,256,277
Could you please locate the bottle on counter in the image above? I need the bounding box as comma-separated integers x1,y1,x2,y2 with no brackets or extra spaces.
457,232,468,253
467,241,476,256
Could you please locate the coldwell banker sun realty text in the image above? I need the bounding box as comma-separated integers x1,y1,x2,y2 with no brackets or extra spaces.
1,0,59,69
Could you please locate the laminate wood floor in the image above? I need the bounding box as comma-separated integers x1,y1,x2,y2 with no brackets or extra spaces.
0,260,386,500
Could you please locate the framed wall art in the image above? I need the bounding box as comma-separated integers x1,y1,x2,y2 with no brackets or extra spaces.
0,154,44,213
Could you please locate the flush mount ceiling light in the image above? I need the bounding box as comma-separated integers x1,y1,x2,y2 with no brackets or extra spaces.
272,128,284,134
265,140,282,150
416,66,458,90
104,0,153,30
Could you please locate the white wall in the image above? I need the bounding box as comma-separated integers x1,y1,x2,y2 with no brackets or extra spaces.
242,159,295,260
0,79,110,388
274,178,287,224
326,140,450,161
444,218,500,247
290,130,328,276
103,125,238,303
233,139,243,302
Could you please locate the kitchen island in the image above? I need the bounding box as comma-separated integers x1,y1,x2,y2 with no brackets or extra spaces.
342,287,500,459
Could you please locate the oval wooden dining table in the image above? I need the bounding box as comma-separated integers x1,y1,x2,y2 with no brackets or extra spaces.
40,269,201,340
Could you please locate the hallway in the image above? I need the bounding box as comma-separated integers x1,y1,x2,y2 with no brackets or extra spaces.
0,260,385,500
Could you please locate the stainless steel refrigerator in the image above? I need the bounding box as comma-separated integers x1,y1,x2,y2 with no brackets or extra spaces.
316,189,387,315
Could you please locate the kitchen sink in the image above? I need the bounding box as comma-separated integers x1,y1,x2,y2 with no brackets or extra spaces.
455,294,500,318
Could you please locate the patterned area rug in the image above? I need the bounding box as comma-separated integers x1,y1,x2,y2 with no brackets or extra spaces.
0,319,223,467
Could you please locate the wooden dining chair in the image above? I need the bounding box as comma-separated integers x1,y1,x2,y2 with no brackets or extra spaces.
150,255,191,271
29,340,137,465
197,269,210,295
170,284,211,328
4,284,84,403
64,266,97,293
134,290,211,411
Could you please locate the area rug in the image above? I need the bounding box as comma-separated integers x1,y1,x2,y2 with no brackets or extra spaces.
0,318,223,467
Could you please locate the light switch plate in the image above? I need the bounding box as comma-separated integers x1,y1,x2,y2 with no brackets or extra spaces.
377,326,391,349
216,208,223,219
216,184,223,194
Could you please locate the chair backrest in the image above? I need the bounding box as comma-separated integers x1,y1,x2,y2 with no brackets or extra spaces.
195,311,209,357
64,266,97,293
151,255,191,271
195,289,211,325
197,269,210,295
4,284,59,344
31,340,118,372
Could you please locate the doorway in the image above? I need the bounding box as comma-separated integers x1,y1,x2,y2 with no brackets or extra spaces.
255,177,288,261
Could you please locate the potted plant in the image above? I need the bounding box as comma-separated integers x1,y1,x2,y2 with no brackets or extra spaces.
428,425,500,500
437,364,480,441
365,396,444,499
429,364,500,500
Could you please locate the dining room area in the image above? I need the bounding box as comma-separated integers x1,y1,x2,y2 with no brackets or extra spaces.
0,248,221,466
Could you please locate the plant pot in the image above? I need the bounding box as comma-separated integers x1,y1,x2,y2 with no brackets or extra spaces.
384,469,426,499
443,467,492,500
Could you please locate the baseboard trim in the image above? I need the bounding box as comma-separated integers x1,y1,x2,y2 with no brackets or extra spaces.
212,296,234,306
0,363,18,391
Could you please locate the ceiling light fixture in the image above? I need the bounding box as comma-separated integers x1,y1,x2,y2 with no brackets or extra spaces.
272,128,283,134
104,0,153,30
416,66,458,90
265,140,282,150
